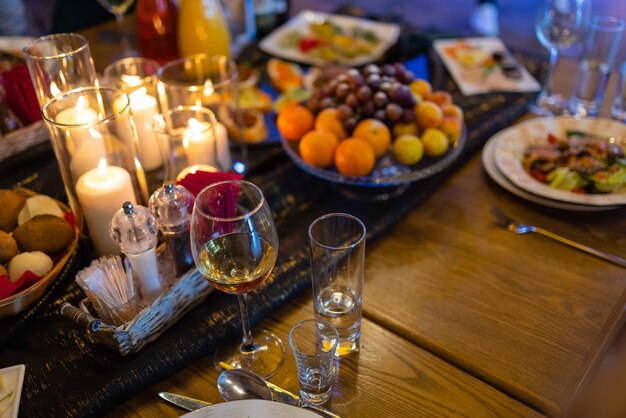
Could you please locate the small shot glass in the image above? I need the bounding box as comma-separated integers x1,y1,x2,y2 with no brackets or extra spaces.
288,319,339,405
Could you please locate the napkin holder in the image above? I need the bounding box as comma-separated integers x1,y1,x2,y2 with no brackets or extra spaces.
60,267,212,356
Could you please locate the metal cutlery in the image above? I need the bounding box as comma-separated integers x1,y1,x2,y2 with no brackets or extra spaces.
492,208,626,268
158,391,211,411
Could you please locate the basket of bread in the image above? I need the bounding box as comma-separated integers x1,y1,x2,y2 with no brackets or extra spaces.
0,188,79,318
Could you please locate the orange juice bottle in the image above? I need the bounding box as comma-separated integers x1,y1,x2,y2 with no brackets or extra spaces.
178,0,232,57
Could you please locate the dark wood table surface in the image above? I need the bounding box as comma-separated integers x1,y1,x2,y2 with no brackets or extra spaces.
75,16,626,418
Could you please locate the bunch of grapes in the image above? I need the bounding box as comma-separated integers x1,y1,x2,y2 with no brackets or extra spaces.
305,63,418,134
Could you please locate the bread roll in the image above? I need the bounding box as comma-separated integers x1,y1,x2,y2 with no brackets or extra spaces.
0,190,26,232
0,264,7,278
0,230,18,263
17,194,65,225
8,251,53,282
13,215,75,255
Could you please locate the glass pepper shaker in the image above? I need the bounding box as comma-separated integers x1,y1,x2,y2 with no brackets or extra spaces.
110,201,163,304
149,183,194,278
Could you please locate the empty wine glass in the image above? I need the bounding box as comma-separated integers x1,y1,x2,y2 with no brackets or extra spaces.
96,0,138,57
532,0,591,115
191,180,284,379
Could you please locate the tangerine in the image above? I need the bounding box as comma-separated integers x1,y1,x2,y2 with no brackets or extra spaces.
314,108,347,140
334,138,376,177
299,130,339,168
353,118,391,157
277,104,314,141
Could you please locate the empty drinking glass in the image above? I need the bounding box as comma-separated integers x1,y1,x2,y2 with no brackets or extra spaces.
532,0,591,115
569,16,625,117
288,319,339,405
309,213,365,356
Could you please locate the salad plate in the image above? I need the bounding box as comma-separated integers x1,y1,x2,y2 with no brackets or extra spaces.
259,10,400,66
182,399,319,418
493,116,626,206
482,135,620,211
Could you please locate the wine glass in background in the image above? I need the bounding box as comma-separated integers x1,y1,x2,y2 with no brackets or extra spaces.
191,180,284,379
532,0,591,115
96,0,138,57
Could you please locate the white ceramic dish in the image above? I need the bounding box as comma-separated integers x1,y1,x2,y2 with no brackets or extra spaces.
492,116,626,206
0,365,25,418
259,10,400,66
182,399,320,418
482,135,620,211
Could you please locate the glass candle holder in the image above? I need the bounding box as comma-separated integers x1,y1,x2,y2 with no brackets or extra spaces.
23,33,98,109
155,106,231,181
42,87,149,256
104,57,164,186
157,54,242,171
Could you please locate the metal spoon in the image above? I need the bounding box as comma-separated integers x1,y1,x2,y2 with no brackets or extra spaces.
217,369,273,402
217,369,341,418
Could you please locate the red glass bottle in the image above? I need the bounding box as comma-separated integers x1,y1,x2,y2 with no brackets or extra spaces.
136,0,180,64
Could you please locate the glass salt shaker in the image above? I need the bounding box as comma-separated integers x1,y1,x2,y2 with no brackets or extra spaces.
110,201,163,304
149,183,194,278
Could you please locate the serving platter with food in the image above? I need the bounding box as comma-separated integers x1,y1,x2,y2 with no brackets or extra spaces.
275,61,466,187
492,116,626,206
259,10,400,66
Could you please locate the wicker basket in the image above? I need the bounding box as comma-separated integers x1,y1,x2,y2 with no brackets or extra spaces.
60,267,213,356
0,121,49,163
0,188,80,318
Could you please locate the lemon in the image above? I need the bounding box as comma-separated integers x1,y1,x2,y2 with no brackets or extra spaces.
393,135,424,165
422,128,449,157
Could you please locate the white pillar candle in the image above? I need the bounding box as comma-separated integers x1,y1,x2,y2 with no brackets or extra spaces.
214,122,232,171
183,118,216,167
118,88,163,171
70,128,107,178
76,159,137,255
56,96,99,150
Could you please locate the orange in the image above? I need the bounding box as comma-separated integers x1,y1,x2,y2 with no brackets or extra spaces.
299,130,339,168
334,138,376,177
352,118,391,157
314,108,347,140
415,101,443,130
267,58,303,92
277,104,314,141
425,91,452,107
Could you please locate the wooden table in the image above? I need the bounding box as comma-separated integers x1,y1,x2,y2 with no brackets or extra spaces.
78,16,626,418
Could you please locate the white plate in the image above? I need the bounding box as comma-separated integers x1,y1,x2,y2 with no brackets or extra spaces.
182,399,320,418
482,135,620,211
492,116,626,206
259,10,400,66
0,365,25,418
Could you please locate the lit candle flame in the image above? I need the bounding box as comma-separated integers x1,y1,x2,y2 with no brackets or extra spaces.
121,74,143,88
97,158,108,178
203,79,214,97
76,96,93,124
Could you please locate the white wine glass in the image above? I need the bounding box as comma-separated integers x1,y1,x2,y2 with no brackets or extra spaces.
532,0,591,115
96,0,137,57
191,180,284,379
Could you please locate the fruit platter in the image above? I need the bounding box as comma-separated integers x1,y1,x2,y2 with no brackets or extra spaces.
275,61,466,187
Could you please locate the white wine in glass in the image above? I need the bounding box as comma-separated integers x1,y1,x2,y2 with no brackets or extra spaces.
532,0,590,115
96,0,137,57
191,180,284,379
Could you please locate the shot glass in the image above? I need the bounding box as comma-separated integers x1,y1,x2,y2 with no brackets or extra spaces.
308,213,366,356
23,33,98,109
611,62,626,122
569,16,625,117
288,319,339,405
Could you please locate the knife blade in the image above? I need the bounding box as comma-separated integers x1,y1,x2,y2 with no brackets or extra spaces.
158,391,211,411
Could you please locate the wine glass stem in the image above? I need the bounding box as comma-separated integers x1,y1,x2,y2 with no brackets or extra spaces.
237,293,255,352
541,47,559,99
115,12,132,53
